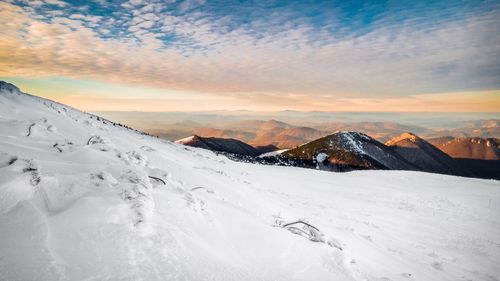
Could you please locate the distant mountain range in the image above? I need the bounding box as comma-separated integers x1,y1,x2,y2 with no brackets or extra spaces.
428,137,499,160
428,120,500,139
177,132,500,180
147,117,499,150
310,122,432,142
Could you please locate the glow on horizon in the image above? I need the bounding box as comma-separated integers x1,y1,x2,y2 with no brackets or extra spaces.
3,77,499,112
0,1,499,112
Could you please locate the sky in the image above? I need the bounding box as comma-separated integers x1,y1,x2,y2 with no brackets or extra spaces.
0,0,499,112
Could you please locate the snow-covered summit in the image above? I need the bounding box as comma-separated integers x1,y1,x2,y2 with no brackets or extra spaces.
333,131,372,154
385,132,420,145
175,134,198,144
0,82,499,281
0,81,21,94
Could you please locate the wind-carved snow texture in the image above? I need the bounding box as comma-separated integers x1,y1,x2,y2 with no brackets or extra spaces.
27,118,58,138
0,81,500,281
120,151,149,166
52,140,76,153
0,154,40,215
118,170,155,227
336,131,368,155
86,135,114,151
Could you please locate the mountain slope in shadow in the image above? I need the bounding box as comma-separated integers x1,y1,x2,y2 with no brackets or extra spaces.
385,132,470,176
176,135,277,156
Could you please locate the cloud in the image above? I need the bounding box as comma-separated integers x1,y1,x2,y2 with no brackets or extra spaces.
178,0,205,11
0,1,499,112
45,0,67,7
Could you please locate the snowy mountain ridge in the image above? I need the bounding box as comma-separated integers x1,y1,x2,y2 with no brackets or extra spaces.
284,131,418,171
0,81,499,281
174,134,276,156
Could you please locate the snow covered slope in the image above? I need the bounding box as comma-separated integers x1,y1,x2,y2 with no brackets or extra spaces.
0,81,499,281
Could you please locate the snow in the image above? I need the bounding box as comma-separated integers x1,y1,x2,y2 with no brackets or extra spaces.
386,132,419,145
331,131,370,155
1,83,500,281
175,135,196,144
258,148,289,158
316,152,328,162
